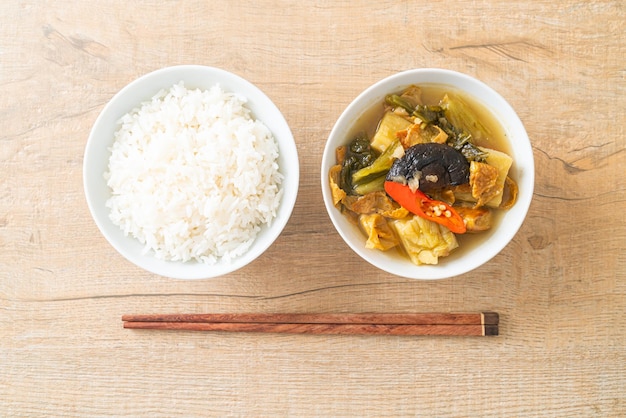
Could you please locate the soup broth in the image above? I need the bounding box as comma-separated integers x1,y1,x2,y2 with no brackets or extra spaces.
348,84,511,155
337,83,516,265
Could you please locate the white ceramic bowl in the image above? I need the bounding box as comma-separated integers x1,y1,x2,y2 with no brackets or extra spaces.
84,65,299,279
321,68,534,280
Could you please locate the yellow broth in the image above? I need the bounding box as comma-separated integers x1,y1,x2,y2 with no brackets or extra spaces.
347,83,511,155
339,83,516,264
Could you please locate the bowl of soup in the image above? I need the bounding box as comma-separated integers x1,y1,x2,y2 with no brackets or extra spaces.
321,68,534,279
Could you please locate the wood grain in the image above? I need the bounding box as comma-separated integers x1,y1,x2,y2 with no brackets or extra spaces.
1,0,624,416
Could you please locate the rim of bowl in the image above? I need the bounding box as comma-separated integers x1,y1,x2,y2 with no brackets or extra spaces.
84,65,299,279
321,68,534,280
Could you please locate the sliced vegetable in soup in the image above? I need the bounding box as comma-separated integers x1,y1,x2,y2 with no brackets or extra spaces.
329,84,518,265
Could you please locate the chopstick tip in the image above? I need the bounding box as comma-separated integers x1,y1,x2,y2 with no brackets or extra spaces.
482,312,499,325
484,324,499,336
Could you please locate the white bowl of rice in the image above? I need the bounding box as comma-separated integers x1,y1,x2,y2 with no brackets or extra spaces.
84,66,299,279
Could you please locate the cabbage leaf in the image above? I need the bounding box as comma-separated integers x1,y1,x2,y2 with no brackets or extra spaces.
389,216,459,265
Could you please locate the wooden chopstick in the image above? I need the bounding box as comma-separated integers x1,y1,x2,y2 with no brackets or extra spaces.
122,312,498,336
122,312,498,325
123,321,498,336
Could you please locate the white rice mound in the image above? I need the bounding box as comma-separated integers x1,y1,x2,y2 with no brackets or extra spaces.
105,82,283,264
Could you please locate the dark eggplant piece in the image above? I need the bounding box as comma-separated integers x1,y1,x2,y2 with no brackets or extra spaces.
386,143,470,193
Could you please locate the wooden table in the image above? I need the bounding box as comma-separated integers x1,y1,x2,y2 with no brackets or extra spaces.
2,1,624,416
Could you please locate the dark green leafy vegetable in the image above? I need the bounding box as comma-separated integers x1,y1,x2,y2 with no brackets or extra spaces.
437,117,488,162
352,139,402,185
413,104,445,125
339,134,378,194
351,139,404,195
385,94,443,124
384,94,415,114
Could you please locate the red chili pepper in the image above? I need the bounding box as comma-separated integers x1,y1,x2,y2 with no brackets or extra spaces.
384,181,467,234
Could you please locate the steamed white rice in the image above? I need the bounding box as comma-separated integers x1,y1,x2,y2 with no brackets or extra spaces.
104,82,283,264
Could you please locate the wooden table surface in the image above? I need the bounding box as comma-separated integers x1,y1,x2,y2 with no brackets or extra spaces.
2,1,624,416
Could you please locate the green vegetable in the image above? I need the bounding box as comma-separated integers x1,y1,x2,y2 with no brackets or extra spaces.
385,94,444,125
352,139,402,185
441,94,492,142
351,139,403,195
385,94,416,114
413,104,444,125
339,134,378,194
438,117,488,162
353,175,386,195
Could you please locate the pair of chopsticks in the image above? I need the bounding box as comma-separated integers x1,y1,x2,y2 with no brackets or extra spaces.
122,312,499,336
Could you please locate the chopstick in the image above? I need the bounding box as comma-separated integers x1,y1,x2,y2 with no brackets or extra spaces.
122,312,498,336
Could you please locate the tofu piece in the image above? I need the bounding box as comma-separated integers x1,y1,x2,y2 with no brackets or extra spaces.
480,147,513,207
370,112,412,153
452,147,513,208
470,161,500,208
